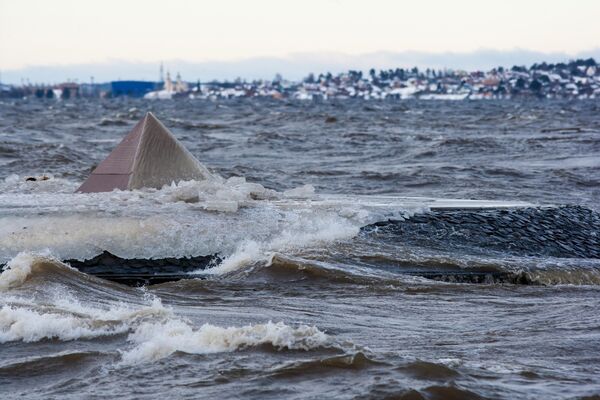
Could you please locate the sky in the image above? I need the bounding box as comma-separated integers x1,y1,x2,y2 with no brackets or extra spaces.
1,0,599,82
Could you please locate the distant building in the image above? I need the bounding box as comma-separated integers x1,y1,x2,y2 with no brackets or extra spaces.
79,82,111,98
56,82,80,99
143,72,189,100
110,81,157,97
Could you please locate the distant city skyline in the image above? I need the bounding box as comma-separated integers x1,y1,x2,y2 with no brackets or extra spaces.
1,0,599,83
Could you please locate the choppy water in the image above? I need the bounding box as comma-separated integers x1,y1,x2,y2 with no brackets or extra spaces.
1,98,599,399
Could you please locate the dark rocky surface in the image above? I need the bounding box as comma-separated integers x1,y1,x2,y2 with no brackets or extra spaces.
64,251,220,285
367,205,600,259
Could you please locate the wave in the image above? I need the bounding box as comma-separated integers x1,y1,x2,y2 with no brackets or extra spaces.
120,320,331,365
0,284,170,343
0,178,378,269
98,117,129,126
240,250,600,286
361,384,489,400
419,385,489,400
265,352,382,379
521,267,600,285
0,253,334,366
198,211,360,276
396,360,460,380
0,351,106,378
0,253,170,343
0,252,138,295
0,252,45,290
6,241,600,292
249,254,401,285
0,303,152,343
166,117,227,130
1,297,329,365
351,244,600,285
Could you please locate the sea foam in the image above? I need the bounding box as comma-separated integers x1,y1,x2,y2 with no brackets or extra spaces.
0,305,131,343
120,320,330,365
0,251,58,290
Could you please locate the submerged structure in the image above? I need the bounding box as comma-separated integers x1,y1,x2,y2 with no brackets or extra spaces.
78,112,211,193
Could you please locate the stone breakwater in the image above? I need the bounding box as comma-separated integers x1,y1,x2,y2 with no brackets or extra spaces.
370,206,600,259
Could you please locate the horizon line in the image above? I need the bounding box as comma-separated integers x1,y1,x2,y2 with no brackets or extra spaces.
2,48,600,85
3,47,600,72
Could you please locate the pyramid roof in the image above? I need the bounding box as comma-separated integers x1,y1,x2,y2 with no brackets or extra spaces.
78,112,210,193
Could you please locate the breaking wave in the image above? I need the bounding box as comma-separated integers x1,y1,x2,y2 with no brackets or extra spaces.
0,253,333,365
0,177,394,269
252,252,600,286
0,305,133,343
120,320,330,365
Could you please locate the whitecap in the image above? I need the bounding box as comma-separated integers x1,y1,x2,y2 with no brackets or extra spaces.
120,320,330,365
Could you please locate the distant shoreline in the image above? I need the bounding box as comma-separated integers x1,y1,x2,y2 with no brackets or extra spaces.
1,58,598,101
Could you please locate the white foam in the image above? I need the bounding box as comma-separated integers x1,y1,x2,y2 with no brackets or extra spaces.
0,252,36,290
0,305,131,343
1,294,330,362
166,176,277,211
0,284,171,343
1,174,78,194
0,251,57,290
120,320,329,365
207,240,263,275
202,209,360,275
0,252,173,342
283,184,315,199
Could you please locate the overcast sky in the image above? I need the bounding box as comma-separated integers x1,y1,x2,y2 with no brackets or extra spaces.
1,0,599,82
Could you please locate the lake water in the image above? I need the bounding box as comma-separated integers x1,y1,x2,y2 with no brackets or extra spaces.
0,98,599,399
